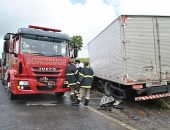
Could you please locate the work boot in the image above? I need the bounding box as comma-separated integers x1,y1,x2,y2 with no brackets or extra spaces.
70,95,75,101
75,93,79,99
84,99,89,106
72,99,80,106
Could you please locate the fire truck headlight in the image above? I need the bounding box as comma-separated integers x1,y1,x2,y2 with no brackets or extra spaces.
19,81,29,86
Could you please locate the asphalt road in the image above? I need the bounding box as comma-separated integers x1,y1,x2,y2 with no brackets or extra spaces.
0,82,128,130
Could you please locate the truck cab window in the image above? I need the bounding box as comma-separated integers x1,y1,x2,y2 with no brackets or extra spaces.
61,43,67,55
21,37,68,57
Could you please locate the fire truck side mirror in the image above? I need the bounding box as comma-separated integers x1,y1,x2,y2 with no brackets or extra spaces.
73,43,78,58
3,41,10,53
4,34,10,40
74,48,78,58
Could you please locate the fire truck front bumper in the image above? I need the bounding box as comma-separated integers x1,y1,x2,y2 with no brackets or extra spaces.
12,78,70,95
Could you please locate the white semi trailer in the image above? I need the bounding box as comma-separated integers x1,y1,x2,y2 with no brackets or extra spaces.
88,15,170,101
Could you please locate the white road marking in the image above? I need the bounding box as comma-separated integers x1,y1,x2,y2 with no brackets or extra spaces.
26,101,57,106
88,106,138,130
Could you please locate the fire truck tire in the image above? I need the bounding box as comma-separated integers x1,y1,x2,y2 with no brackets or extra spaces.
55,92,65,98
7,76,18,100
10,91,18,100
2,80,7,85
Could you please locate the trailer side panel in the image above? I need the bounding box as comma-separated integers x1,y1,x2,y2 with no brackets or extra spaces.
89,17,124,83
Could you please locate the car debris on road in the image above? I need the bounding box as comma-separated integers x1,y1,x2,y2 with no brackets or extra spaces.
98,95,123,111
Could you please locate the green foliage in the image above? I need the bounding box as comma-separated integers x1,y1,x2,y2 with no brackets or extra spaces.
69,35,83,51
77,58,89,63
156,98,170,109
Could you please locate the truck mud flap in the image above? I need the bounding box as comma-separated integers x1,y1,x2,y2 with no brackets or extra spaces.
110,85,126,100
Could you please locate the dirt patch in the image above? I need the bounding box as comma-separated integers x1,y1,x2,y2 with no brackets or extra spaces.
90,90,170,130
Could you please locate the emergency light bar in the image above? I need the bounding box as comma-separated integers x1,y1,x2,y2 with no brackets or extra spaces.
29,25,61,32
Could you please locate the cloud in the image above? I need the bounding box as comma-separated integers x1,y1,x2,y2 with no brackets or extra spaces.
0,0,117,57
1,0,170,58
70,0,87,4
103,0,120,16
120,0,170,15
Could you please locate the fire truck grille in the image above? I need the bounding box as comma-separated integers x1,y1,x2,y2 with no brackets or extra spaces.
36,76,57,82
36,76,57,91
37,85,56,91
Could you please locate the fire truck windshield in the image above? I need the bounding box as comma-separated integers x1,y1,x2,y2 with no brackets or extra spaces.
21,37,68,57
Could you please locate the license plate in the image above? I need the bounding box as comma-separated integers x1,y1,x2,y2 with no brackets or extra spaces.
48,81,55,86
64,81,68,84
146,81,167,87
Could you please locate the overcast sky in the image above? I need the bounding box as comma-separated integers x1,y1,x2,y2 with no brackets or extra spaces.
0,0,170,58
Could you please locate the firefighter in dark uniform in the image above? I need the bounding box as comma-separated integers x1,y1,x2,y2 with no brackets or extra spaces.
75,59,82,73
74,59,82,95
66,59,78,100
73,62,94,106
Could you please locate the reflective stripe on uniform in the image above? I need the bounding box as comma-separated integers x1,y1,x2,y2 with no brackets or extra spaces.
77,98,81,100
69,83,77,85
66,73,75,75
79,72,84,77
84,75,93,78
77,81,80,84
75,90,79,93
75,70,78,74
79,72,93,78
67,70,78,75
81,86,91,88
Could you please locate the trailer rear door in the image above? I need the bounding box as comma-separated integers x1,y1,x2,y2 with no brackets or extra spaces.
157,17,170,80
123,16,161,82
123,15,170,83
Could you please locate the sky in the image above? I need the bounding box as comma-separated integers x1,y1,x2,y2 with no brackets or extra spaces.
0,0,170,58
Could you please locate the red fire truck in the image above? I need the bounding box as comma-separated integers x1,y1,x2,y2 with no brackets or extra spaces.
1,25,78,100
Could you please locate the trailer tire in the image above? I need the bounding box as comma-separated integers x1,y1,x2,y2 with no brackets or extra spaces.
97,80,104,93
104,81,112,96
55,92,65,98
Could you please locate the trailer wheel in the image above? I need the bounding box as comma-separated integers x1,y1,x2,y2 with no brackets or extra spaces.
55,92,65,98
104,81,112,96
97,80,104,92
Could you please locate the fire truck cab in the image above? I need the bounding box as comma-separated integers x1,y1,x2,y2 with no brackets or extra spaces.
1,25,78,100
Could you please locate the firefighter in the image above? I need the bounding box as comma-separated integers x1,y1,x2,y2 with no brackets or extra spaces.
75,59,82,71
66,59,78,100
74,59,82,95
72,62,94,106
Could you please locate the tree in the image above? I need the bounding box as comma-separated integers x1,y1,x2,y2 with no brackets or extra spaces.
69,35,83,51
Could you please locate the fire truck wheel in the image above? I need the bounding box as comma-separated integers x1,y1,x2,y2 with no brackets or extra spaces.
55,92,65,98
10,91,18,100
2,80,7,85
6,76,18,100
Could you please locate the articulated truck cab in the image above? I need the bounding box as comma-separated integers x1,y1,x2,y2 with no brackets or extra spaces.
1,25,78,100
